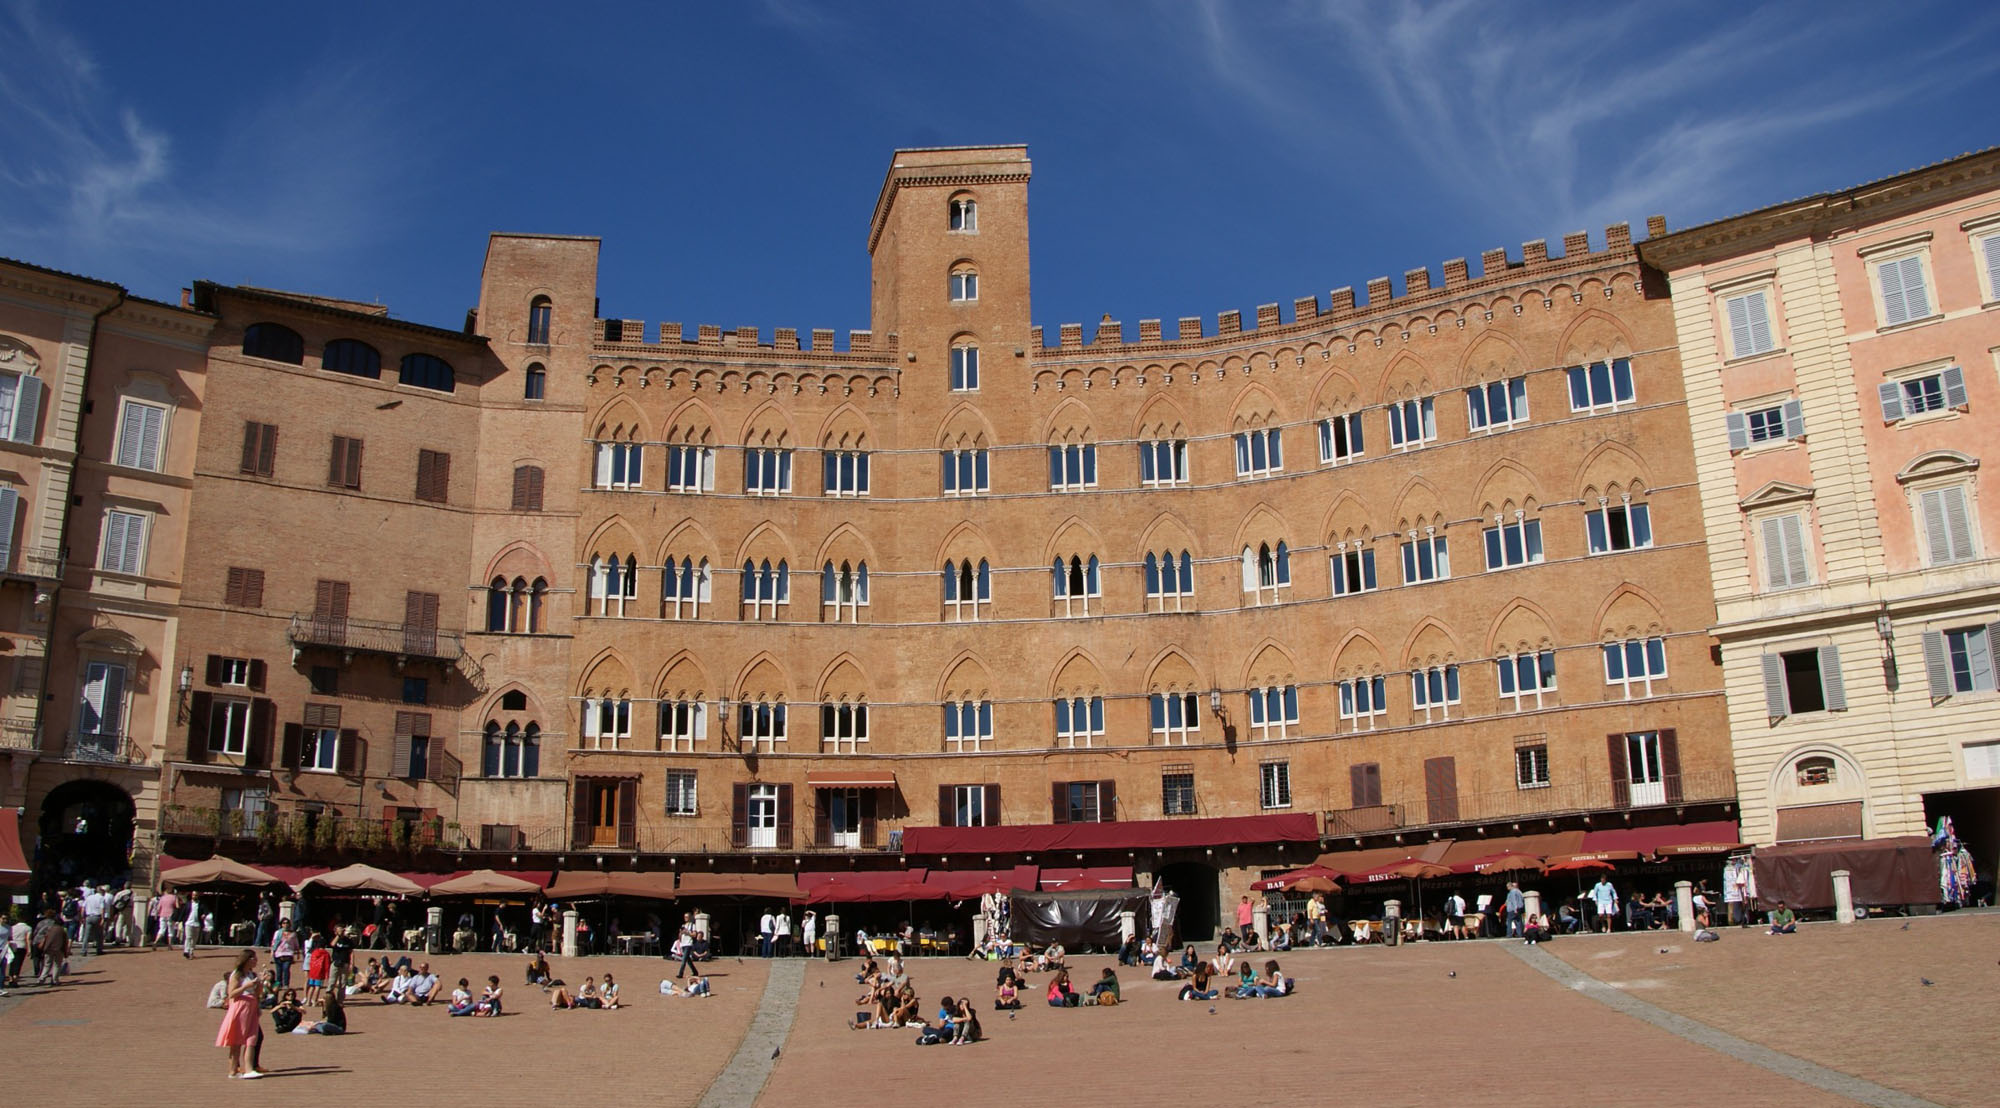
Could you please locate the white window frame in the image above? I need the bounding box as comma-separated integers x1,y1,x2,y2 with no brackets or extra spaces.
1387,396,1436,451
1969,220,2000,304
949,267,978,303
944,700,993,752
1603,637,1669,699
1048,443,1098,491
1318,412,1364,464
589,555,636,617
738,701,787,753
208,697,252,756
1234,428,1283,477
662,556,712,619
665,769,698,816
1720,287,1778,359
1466,377,1529,432
1338,676,1386,731
581,697,630,751
1411,664,1460,722
76,659,128,742
216,657,251,686
300,725,340,772
821,560,869,622
942,448,989,496
943,558,991,621
740,558,790,619
1052,554,1100,617
821,701,869,753
1140,439,1189,487
1867,245,1936,329
1248,685,1299,741
1927,624,1999,698
0,370,42,443
99,509,149,575
951,784,990,826
1330,543,1375,596
594,441,643,490
949,197,977,234
113,398,168,471
1728,399,1804,451
1878,362,1968,424
1566,359,1635,413
822,451,870,497
1259,761,1292,810
1754,510,1814,592
1585,499,1653,555
659,699,708,753
1515,744,1551,789
951,344,979,392
745,448,792,495
1243,541,1291,604
1055,696,1105,749
1496,650,1558,711
667,444,716,492
1913,483,1979,566
1145,549,1194,612
1149,692,1200,745
1400,530,1449,584
1482,513,1544,571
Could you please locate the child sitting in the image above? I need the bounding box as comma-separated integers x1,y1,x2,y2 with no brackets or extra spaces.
447,978,476,1016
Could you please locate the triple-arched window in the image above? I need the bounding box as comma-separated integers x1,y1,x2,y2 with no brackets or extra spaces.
486,577,547,632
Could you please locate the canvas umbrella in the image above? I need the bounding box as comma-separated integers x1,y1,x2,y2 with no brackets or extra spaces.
160,856,288,889
295,863,424,896
1250,863,1345,892
1457,851,1546,876
1347,857,1452,933
428,869,543,897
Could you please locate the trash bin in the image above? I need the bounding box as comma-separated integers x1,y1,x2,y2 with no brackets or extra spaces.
825,913,841,961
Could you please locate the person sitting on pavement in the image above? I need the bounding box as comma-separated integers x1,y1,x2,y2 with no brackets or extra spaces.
474,976,503,1016
1523,914,1552,945
1211,944,1235,977
1046,968,1078,1008
410,963,440,1006
1767,901,1798,934
447,978,476,1016
549,981,576,1009
307,988,347,1035
994,972,1021,1010
382,965,417,1004
601,972,622,1009
1235,959,1290,998
888,984,920,1026
1178,962,1219,1001
573,976,603,1009
1087,966,1121,1005
951,996,980,1044
272,990,304,1034
526,950,554,987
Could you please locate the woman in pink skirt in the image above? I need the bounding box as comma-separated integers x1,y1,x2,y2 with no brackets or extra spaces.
216,948,264,1078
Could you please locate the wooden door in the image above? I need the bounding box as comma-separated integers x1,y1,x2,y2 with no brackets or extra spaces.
1424,756,1458,824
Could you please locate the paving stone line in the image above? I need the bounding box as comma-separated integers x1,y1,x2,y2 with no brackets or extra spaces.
1505,943,1944,1108
698,958,803,1108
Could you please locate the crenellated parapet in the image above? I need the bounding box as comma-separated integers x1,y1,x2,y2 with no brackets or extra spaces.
593,317,899,357
586,316,903,395
1031,220,1661,367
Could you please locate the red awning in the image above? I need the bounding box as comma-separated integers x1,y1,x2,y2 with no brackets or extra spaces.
0,811,31,885
1579,820,1744,858
1039,866,1133,890
923,865,1040,898
1438,832,1584,870
797,868,927,895
901,813,1317,855
804,770,898,789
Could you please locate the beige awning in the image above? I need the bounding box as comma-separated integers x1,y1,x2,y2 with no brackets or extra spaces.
805,769,897,789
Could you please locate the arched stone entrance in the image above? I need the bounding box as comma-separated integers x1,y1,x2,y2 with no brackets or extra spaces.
1156,860,1221,943
35,779,136,898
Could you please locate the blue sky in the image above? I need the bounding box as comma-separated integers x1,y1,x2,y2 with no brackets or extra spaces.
3,0,1996,337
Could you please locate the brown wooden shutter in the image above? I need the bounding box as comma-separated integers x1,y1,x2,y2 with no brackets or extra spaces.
938,784,952,826
1424,757,1459,824
187,692,213,762
1659,728,1683,804
983,784,1000,827
247,699,275,768
815,788,832,845
314,580,349,642
224,569,244,607
391,712,417,778
258,423,277,477
1349,764,1366,807
247,659,267,692
1607,733,1631,808
403,591,439,654
1099,779,1117,823
416,449,449,503
281,722,302,769
337,729,360,775
1363,763,1382,807
204,655,222,686
860,791,878,848
731,783,749,849
617,779,638,848
227,568,265,608
512,466,545,512
1051,781,1069,824
240,422,268,475
328,436,346,486
574,780,592,848
776,784,794,849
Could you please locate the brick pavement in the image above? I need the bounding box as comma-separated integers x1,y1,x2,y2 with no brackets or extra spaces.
1543,910,2000,1107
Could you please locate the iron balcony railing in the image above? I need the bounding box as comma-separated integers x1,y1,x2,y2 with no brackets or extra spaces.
286,614,485,689
0,717,37,751
64,730,153,766
0,545,64,581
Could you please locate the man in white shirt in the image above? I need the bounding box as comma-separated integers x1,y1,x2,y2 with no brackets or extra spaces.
773,911,793,957
410,963,440,1006
81,885,108,955
758,909,776,958
383,966,416,1003
182,895,202,958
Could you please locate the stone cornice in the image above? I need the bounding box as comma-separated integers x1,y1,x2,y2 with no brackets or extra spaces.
1640,147,2000,270
869,162,1032,254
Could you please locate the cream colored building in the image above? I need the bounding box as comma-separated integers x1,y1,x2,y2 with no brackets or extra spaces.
1642,150,2000,866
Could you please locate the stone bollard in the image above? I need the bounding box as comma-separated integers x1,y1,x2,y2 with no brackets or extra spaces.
1675,881,1695,932
1832,869,1856,924
278,899,295,926
1252,901,1270,949
1523,889,1542,921
1119,909,1136,947
825,913,841,960
1383,899,1402,946
130,894,148,947
426,905,443,954
562,909,579,958
693,910,710,939
971,915,988,950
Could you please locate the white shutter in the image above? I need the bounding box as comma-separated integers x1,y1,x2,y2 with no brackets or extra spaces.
1941,364,1968,409
1760,653,1789,718
1241,547,1257,592
6,375,39,444
594,444,613,487
1923,629,1952,700
1880,256,1917,325
1919,489,1952,564
1780,399,1804,439
115,405,144,467
84,662,127,736
136,403,165,470
581,698,600,739
1817,645,1847,712
121,512,146,574
1725,294,1755,358
1941,486,1975,563
1983,235,2000,301
1779,514,1809,587
1898,256,1931,320
1745,290,1773,353
1725,412,1749,452
1878,382,1905,422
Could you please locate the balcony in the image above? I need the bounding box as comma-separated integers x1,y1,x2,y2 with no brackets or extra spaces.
0,717,37,752
161,804,269,839
286,614,485,688
1324,769,1737,837
0,545,64,581
63,730,153,767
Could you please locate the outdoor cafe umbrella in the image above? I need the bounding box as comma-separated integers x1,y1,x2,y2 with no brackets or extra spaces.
295,863,424,897
160,856,288,890
1250,864,1345,893
1347,857,1453,928
428,869,543,897
1458,851,1546,876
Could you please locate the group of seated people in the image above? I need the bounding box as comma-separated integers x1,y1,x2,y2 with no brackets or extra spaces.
445,976,504,1016
549,973,622,1010
853,955,922,1027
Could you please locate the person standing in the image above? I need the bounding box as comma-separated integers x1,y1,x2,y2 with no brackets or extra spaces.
271,921,299,989
6,911,29,986
81,884,107,956
1503,882,1525,938
672,928,698,978
801,911,818,957
33,908,68,986
182,894,203,957
1306,893,1328,946
758,908,776,958
1234,896,1254,945
254,895,276,949
152,887,179,948
774,910,793,957
216,948,264,1079
1590,876,1619,933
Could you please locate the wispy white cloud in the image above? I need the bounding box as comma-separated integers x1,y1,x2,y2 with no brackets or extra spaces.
0,0,425,294
1174,0,2000,241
